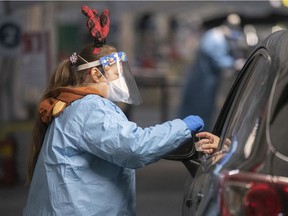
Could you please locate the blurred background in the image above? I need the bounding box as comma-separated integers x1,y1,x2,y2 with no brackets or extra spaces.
0,1,288,215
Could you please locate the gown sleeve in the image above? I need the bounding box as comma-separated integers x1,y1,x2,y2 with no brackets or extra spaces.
80,98,191,169
201,30,235,69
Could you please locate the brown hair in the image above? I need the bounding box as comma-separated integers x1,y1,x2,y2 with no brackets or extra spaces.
26,44,117,184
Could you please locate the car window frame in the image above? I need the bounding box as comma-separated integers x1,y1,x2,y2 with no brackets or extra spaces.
212,47,271,152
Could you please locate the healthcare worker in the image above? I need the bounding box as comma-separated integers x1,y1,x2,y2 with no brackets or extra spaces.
178,14,246,131
24,5,207,216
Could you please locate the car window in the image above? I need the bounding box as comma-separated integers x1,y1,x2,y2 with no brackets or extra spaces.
215,48,276,162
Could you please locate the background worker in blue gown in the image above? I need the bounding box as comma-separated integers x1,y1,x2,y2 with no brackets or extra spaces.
23,5,218,216
178,13,246,131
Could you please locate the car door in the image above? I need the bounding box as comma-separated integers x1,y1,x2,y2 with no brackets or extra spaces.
182,30,288,216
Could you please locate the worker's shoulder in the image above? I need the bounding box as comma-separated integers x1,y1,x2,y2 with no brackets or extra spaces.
74,94,116,111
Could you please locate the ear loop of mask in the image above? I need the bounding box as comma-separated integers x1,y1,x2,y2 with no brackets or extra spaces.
78,55,88,63
94,67,109,84
78,54,108,85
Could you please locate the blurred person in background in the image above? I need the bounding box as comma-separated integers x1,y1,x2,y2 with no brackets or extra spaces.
23,5,215,216
178,13,247,131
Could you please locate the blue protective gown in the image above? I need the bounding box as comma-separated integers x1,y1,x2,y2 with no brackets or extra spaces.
23,94,191,216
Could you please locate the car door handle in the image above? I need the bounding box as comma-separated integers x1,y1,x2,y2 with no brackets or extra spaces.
185,192,203,209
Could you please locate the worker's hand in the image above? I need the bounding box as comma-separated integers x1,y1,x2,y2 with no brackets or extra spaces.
183,115,204,133
195,132,219,154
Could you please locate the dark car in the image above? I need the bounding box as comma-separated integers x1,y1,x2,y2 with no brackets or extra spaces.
165,30,288,216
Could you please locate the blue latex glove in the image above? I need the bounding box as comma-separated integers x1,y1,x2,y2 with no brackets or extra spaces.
183,115,204,132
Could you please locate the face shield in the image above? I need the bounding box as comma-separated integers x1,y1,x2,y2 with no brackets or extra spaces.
77,52,142,105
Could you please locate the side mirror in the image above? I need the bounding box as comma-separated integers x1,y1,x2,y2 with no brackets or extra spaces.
164,134,197,161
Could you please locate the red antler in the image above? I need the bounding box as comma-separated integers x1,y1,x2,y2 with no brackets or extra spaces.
100,9,110,39
81,5,110,54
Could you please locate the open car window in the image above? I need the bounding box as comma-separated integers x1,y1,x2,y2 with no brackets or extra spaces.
214,48,276,164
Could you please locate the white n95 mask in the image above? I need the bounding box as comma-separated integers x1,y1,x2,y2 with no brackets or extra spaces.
108,77,130,102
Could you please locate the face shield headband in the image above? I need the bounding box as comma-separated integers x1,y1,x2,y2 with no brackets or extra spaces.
77,52,142,105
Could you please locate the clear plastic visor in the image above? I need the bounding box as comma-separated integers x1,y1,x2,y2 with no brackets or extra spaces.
100,52,142,105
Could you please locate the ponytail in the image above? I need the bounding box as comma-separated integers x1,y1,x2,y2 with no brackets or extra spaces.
45,59,76,92
26,59,77,184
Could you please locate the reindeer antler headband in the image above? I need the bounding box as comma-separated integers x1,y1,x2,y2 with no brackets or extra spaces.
82,5,111,54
